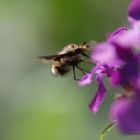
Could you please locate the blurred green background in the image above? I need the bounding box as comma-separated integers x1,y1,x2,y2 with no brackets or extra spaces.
0,0,139,140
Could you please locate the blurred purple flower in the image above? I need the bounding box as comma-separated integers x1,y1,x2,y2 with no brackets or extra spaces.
92,42,124,68
78,73,93,86
110,93,140,134
128,0,140,22
117,22,140,48
79,0,140,135
79,64,110,113
108,0,140,135
92,25,140,90
89,72,106,113
108,27,127,43
111,44,140,90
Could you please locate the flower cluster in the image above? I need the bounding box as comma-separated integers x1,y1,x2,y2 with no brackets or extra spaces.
79,0,140,134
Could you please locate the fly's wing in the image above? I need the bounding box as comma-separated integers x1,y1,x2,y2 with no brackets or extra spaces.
38,55,58,64
38,53,71,64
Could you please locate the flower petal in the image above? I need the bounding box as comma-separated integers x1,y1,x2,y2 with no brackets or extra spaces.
92,42,123,67
78,73,93,86
117,22,140,48
110,93,140,134
128,0,140,22
108,27,127,43
109,69,121,87
89,75,106,113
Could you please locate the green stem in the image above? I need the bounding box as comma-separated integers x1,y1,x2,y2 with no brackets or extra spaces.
99,121,118,140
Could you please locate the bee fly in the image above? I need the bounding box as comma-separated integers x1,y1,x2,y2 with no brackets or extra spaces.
38,42,96,80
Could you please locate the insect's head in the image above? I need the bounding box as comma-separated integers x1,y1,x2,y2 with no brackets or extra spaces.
81,40,97,51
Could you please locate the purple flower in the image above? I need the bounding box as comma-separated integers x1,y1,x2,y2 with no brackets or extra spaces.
128,0,140,22
108,27,127,43
89,73,106,113
117,22,140,49
127,0,140,47
92,42,124,68
92,25,140,90
110,93,140,134
78,73,93,86
116,55,140,90
78,0,140,135
79,65,109,113
111,30,140,91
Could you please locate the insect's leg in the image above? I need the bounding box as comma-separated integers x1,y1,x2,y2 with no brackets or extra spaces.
72,65,90,81
72,66,80,81
81,58,96,66
75,65,89,74
81,53,96,66
99,121,117,140
76,65,97,85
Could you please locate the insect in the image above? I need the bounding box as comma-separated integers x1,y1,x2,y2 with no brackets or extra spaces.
38,42,96,80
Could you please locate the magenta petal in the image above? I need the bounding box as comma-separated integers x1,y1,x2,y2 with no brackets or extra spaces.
89,76,106,113
78,73,93,86
92,42,123,67
128,0,140,21
108,27,127,43
110,94,140,134
109,69,121,87
118,22,140,48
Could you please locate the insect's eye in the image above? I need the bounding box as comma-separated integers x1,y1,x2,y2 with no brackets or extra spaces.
71,45,75,48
